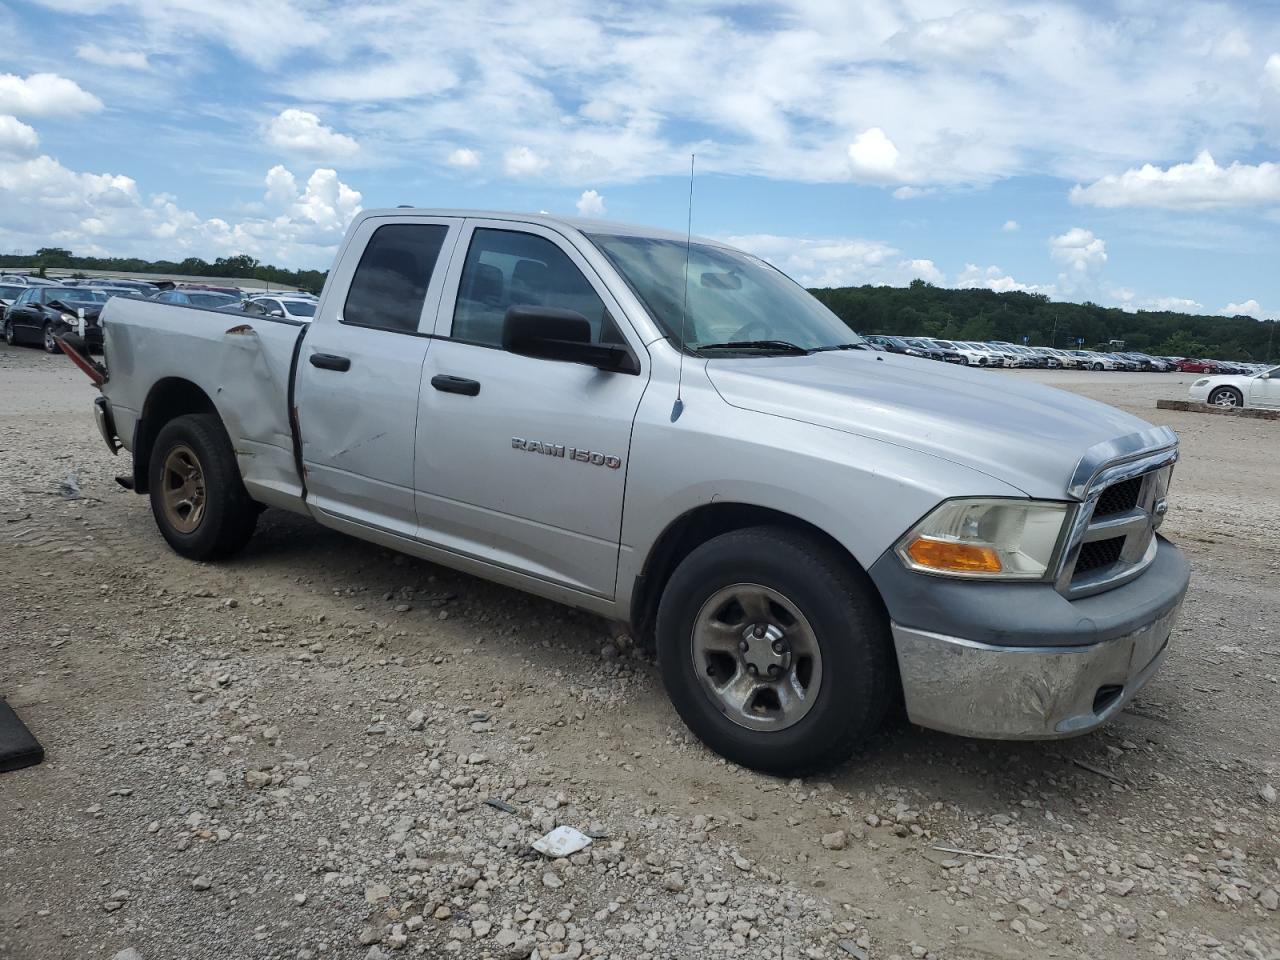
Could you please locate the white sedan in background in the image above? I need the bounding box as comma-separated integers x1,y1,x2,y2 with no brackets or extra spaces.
1188,365,1280,408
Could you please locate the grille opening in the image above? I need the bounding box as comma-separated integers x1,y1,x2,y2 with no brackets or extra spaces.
1094,476,1143,517
1092,684,1124,715
1075,536,1125,575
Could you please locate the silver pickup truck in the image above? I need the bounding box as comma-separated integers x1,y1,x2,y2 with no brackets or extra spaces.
88,209,1190,774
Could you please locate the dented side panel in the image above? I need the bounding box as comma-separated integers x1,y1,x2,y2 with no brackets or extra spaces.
100,298,308,512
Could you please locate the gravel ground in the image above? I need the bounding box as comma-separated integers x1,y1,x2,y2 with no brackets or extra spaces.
1,346,1277,960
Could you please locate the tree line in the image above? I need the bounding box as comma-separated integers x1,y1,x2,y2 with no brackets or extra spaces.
0,248,327,295
810,280,1277,363
4,248,1274,361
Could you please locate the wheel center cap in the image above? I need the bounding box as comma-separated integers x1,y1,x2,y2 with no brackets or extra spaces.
739,623,789,676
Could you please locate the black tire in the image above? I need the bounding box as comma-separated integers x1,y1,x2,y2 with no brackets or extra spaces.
3,321,14,346
656,526,895,775
148,413,257,560
1208,386,1242,408
42,322,60,354
1091,362,1102,371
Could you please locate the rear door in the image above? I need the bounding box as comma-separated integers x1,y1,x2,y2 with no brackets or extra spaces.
412,219,649,598
295,215,461,538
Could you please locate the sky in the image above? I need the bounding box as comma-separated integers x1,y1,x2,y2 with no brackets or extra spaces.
0,0,1278,319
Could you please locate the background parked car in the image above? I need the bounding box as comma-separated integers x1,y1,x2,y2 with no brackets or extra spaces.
1176,358,1221,373
917,338,965,363
865,334,929,358
3,287,110,353
1187,364,1280,408
152,289,243,309
898,337,947,361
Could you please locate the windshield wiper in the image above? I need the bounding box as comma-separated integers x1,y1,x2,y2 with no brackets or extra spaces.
809,342,869,352
696,339,812,355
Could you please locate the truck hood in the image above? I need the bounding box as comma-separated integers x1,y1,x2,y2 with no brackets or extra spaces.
704,351,1157,499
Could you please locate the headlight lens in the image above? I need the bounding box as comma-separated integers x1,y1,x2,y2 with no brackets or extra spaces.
1193,378,1209,387
896,498,1070,580
60,312,76,322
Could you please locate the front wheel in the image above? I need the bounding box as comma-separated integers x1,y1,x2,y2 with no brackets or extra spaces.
148,413,258,560
1208,386,1242,408
3,321,14,346
656,526,895,775
1091,362,1103,370
42,322,60,354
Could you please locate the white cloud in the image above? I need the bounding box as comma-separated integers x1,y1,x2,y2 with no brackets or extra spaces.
1220,299,1265,318
1002,219,1020,231
892,9,1033,60
892,186,932,200
847,128,902,181
264,164,298,205
76,43,150,70
575,189,605,217
0,73,103,117
1111,288,1205,313
504,146,547,177
1049,227,1107,289
447,147,480,168
955,263,1050,294
725,233,942,289
265,109,359,158
0,148,361,266
1070,151,1280,209
0,115,39,158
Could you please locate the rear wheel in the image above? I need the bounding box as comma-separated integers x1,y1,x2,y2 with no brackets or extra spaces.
1091,362,1103,371
656,526,894,775
1208,386,1242,408
148,413,257,560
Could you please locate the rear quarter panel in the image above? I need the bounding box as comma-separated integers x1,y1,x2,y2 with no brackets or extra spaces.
101,298,305,508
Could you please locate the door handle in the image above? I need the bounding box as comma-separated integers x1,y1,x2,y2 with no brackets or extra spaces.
309,353,351,371
431,374,481,397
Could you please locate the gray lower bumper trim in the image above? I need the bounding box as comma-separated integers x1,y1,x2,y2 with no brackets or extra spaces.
892,600,1182,739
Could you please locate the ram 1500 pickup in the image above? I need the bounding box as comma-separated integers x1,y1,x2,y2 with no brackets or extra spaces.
86,210,1190,774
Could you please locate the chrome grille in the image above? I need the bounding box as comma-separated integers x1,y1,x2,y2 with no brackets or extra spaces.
1058,462,1173,598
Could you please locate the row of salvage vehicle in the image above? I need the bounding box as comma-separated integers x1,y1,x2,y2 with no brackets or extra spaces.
864,334,1266,374
0,273,316,354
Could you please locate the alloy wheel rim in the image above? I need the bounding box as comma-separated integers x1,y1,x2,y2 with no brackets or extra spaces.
1213,391,1238,407
160,444,207,533
690,583,823,732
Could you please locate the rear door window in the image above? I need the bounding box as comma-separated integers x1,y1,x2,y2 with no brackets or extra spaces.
343,224,449,333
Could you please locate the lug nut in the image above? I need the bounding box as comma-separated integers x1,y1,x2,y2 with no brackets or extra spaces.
767,664,780,677
754,625,766,639
772,641,784,654
739,640,749,652
747,664,758,675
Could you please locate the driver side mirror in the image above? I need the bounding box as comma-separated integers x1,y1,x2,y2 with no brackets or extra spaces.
269,309,285,318
502,305,638,374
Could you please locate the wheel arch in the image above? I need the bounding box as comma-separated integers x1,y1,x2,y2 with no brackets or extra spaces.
628,502,877,646
131,378,220,493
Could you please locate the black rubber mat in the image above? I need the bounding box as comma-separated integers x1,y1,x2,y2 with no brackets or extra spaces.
0,699,44,773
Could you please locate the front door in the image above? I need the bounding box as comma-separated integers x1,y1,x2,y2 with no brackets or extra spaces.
1251,368,1280,408
295,216,461,538
413,220,649,598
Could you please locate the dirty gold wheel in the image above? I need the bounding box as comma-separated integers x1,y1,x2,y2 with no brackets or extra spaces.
160,444,207,533
148,413,257,560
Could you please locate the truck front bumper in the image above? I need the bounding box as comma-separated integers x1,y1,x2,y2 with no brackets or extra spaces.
870,536,1190,739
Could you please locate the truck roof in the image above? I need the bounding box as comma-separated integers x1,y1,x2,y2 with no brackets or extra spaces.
355,208,729,247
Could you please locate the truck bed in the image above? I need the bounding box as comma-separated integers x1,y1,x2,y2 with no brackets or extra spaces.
99,298,309,512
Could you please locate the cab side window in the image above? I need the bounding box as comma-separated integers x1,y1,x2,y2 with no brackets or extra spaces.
343,223,448,333
451,229,619,348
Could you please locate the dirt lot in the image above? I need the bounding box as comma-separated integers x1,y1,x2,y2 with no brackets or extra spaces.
1,347,1277,960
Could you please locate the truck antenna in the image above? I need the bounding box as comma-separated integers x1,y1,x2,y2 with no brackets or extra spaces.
672,153,695,423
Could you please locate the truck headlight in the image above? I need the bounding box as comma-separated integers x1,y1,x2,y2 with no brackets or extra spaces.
896,499,1070,580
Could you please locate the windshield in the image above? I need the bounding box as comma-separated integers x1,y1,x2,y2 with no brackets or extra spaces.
586,233,862,353
189,292,239,307
282,300,316,317
0,285,23,300
48,289,108,304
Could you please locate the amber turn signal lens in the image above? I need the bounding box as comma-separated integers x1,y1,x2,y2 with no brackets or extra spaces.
905,537,1003,574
